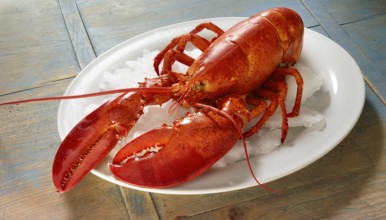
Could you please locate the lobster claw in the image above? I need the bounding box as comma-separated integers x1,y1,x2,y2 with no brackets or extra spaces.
53,92,144,193
109,111,240,188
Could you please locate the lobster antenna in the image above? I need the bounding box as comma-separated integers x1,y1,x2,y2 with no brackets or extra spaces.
194,103,282,194
169,95,184,115
168,87,190,116
0,87,173,106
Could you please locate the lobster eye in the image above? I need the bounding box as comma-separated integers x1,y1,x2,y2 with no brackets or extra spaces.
193,80,208,91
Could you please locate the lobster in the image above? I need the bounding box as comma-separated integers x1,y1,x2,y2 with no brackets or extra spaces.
0,7,304,193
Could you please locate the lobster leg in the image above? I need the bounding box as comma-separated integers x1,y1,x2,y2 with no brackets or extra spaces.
243,67,303,142
161,50,195,77
109,96,248,188
243,89,282,139
263,80,290,142
245,96,268,119
154,22,224,75
272,67,303,117
157,35,211,76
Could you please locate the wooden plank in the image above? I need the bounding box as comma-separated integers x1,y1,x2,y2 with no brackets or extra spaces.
303,0,386,104
309,25,328,36
319,0,386,24
58,0,96,69
190,166,386,219
341,15,386,104
1,1,385,219
75,0,318,55
120,188,159,220
150,186,274,219
342,14,386,65
0,0,78,95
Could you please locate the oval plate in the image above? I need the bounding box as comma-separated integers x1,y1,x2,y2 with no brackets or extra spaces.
58,17,365,194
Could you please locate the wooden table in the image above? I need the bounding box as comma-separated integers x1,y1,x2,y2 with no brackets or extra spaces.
1,0,385,219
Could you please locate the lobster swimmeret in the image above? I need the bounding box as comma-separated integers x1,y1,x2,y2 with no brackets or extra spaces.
1,7,304,193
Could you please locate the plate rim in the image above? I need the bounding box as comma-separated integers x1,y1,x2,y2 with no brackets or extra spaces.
57,17,365,195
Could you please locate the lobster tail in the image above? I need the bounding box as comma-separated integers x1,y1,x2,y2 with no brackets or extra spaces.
264,7,304,65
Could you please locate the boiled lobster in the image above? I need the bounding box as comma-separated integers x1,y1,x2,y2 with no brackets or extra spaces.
1,7,304,193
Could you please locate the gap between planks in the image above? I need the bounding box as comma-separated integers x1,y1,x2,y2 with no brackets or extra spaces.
302,0,386,104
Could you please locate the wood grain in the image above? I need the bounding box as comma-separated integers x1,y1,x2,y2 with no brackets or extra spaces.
320,0,386,24
120,188,159,220
0,0,78,96
59,0,96,69
303,0,386,104
1,0,385,219
75,0,318,55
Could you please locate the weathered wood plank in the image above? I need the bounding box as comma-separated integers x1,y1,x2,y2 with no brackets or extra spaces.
58,0,96,69
309,25,328,36
342,14,386,65
190,166,386,220
119,188,159,220
320,0,386,24
149,187,273,219
303,0,386,104
0,0,78,95
1,1,386,219
76,0,318,55
341,14,386,104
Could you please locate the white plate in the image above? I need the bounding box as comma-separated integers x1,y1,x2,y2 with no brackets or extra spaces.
57,17,365,194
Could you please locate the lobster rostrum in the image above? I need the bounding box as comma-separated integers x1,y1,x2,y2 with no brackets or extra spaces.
1,7,304,193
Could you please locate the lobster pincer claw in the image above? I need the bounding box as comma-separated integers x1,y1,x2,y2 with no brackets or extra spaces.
53,92,145,193
109,110,241,188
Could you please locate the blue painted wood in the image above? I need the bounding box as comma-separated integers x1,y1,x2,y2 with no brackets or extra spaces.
59,0,96,69
303,0,386,103
310,25,328,36
76,0,319,55
320,0,386,24
0,0,78,95
343,14,386,66
342,14,386,103
2,1,386,219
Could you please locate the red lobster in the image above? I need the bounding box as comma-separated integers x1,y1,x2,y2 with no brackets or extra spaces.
1,7,304,193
